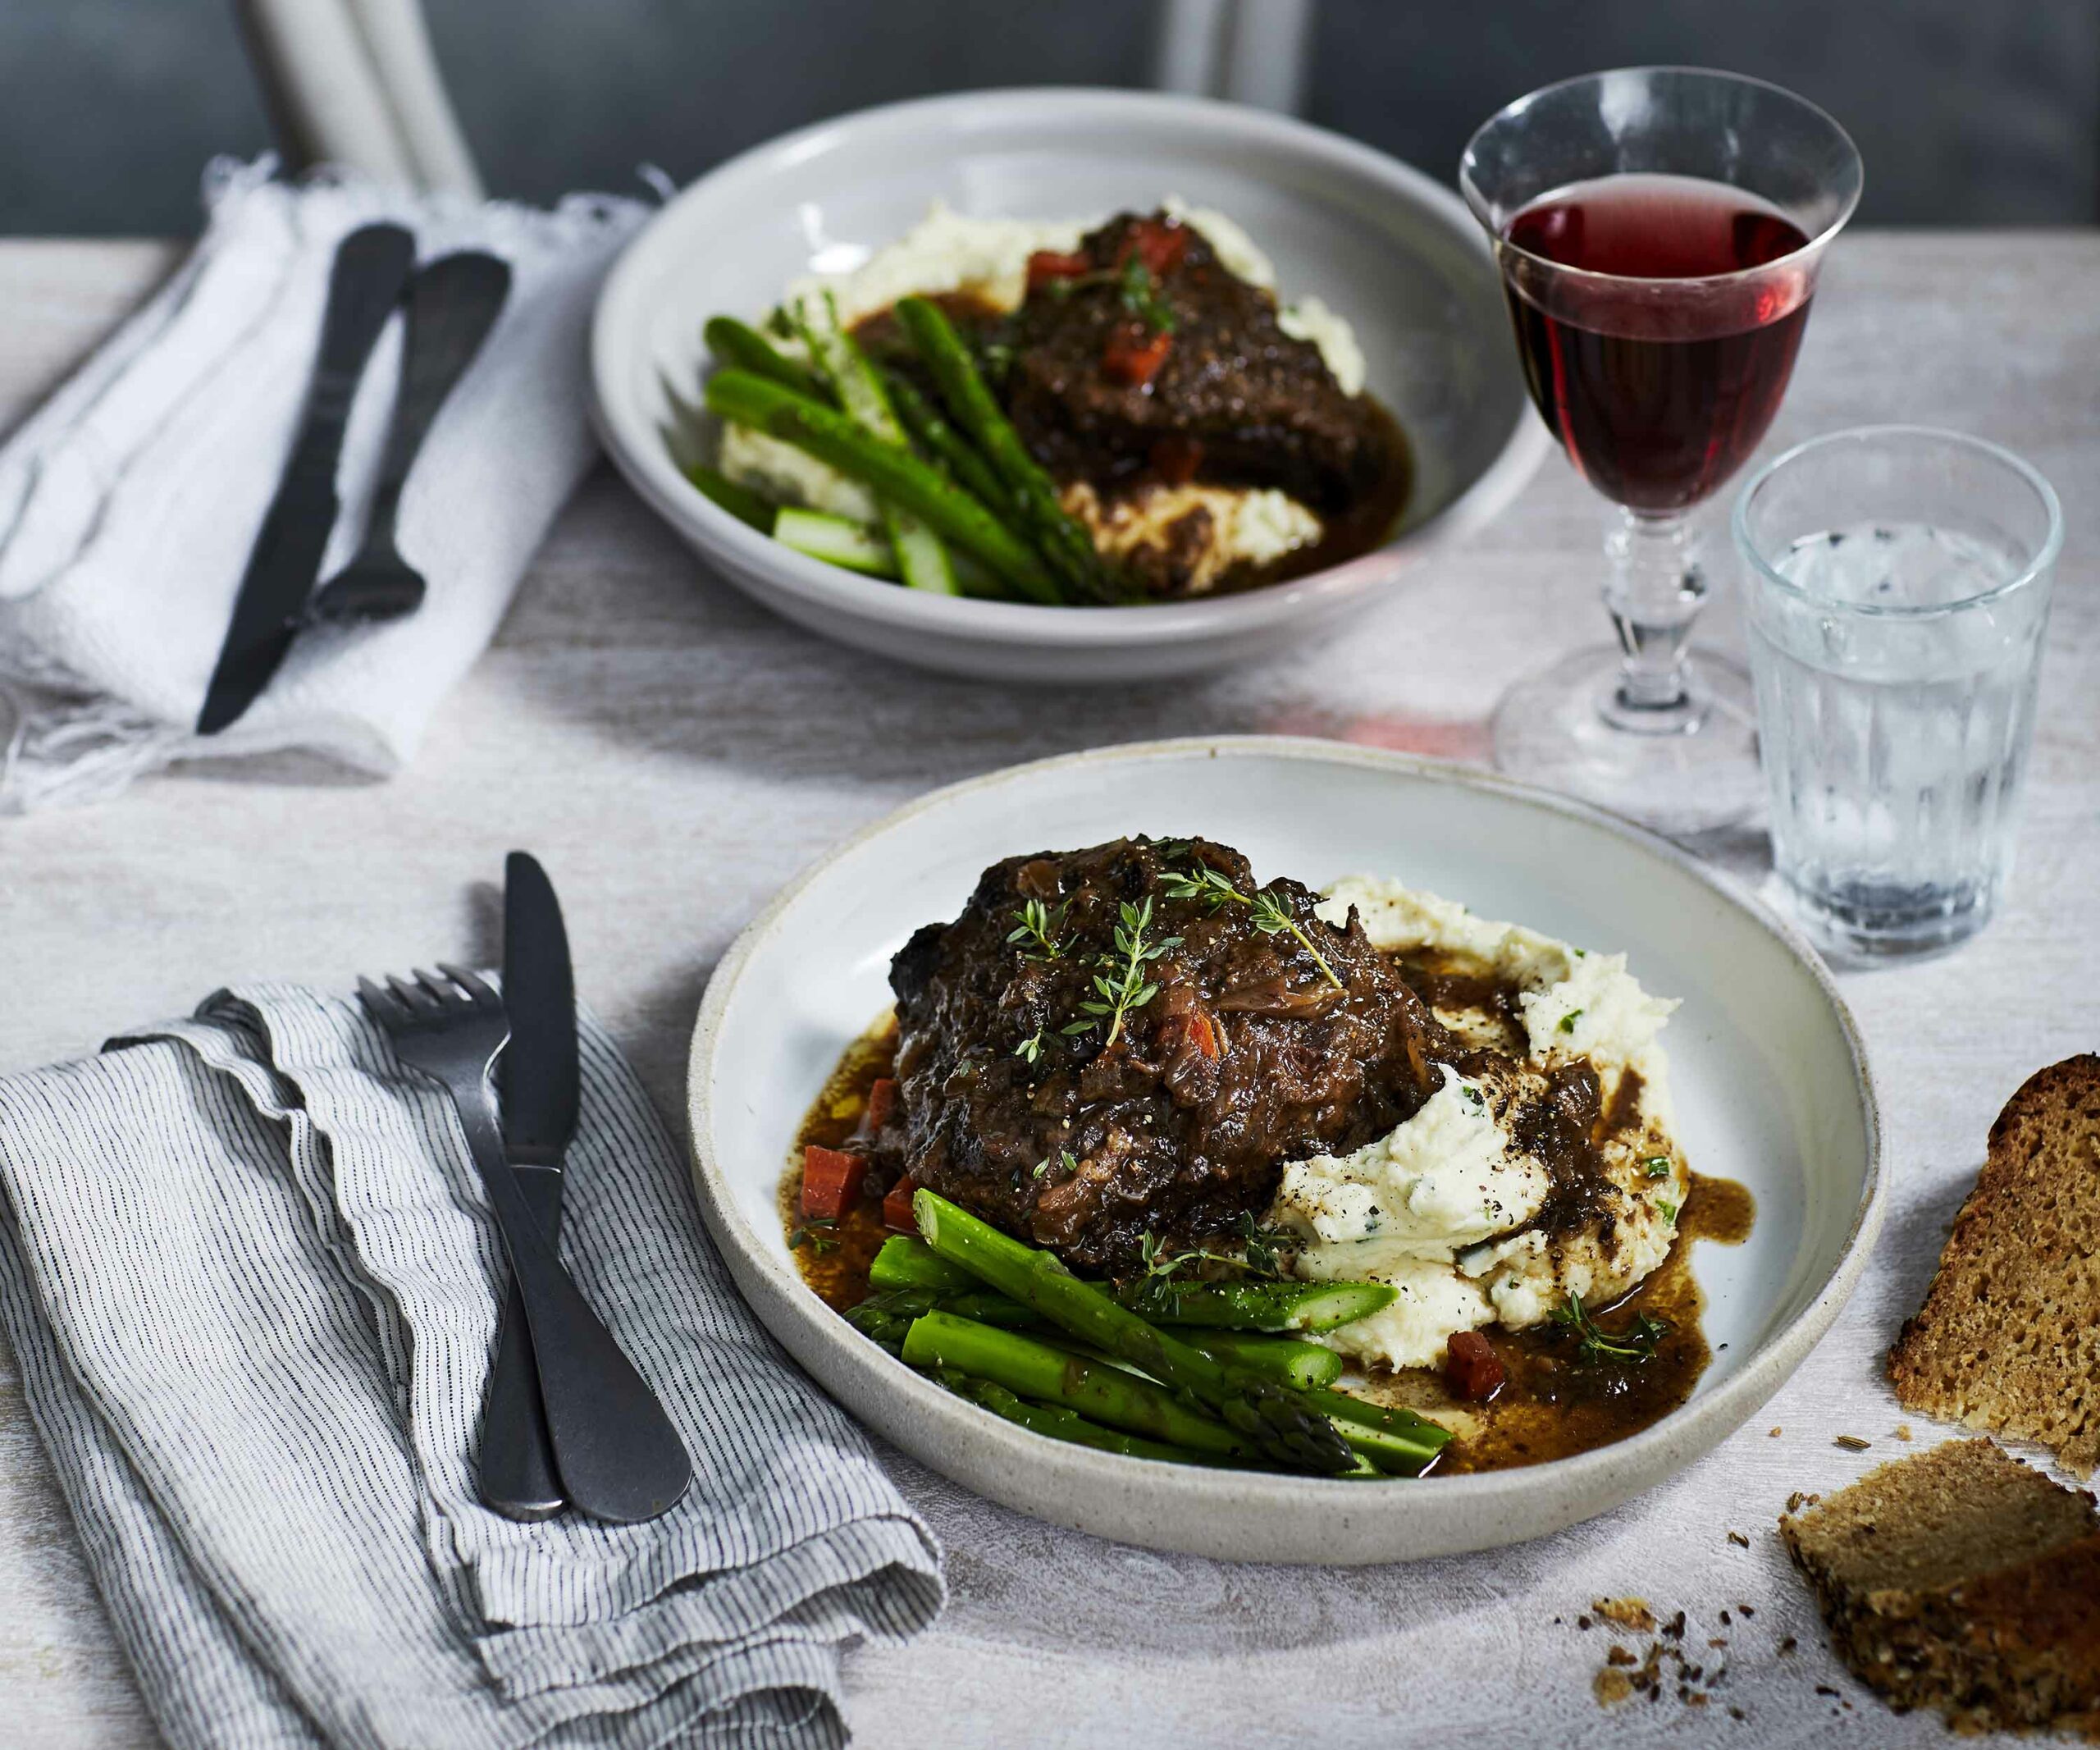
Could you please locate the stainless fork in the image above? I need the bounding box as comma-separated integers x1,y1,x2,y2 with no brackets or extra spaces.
358,965,691,1523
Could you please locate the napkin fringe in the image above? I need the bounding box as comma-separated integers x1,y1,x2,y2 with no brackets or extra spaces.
0,649,178,813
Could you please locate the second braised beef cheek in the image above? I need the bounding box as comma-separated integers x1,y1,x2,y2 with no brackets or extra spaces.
1004,212,1392,514
887,835,1456,1269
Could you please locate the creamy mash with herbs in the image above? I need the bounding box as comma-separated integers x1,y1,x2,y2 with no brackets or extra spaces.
1267,878,1687,1372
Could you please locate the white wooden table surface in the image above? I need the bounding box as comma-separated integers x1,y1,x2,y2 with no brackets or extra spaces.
1,234,2095,1749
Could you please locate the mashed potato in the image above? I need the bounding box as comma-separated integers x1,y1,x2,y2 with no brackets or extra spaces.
1267,879,1688,1371
721,203,1367,587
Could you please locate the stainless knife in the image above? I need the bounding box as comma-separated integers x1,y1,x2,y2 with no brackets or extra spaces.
481,848,581,1519
195,222,416,735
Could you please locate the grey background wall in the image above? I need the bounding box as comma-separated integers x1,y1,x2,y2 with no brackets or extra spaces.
6,0,2096,235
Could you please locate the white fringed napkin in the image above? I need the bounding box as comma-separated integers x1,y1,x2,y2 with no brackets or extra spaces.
0,158,647,811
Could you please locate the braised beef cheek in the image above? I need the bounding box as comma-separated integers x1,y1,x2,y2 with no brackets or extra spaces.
1004,212,1390,514
887,835,1454,1269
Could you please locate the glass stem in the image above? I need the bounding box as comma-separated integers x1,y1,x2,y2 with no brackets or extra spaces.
1602,507,1709,730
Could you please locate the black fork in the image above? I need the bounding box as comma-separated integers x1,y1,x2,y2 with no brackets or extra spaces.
358,966,690,1524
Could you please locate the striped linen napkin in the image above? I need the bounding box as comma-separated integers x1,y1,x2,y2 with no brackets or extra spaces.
0,985,942,1749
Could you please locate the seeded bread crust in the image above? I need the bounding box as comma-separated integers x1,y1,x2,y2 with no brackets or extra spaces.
1888,1054,2100,1477
1781,1440,2100,1734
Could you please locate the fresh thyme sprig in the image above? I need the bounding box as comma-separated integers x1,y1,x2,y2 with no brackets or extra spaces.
1039,258,1177,336
1159,865,1344,989
1034,1149,1079,1181
1550,1291,1671,1366
1229,1210,1293,1280
788,1216,840,1256
1117,253,1176,334
1138,1231,1203,1281
1070,897,1180,1050
1007,898,1069,962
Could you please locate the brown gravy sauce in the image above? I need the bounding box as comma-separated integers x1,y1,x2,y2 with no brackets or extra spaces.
783,1012,1754,1474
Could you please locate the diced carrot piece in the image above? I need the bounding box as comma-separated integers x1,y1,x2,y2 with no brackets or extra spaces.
1445,1330,1506,1402
882,1175,920,1234
863,1076,898,1132
1150,435,1204,485
1102,327,1172,386
800,1145,865,1222
1121,219,1190,276
1026,249,1091,292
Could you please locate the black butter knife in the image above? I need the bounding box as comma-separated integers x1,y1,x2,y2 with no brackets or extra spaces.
196,223,415,734
481,849,580,1519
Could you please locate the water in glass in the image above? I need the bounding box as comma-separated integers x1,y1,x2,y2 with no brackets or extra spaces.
1750,519,2049,956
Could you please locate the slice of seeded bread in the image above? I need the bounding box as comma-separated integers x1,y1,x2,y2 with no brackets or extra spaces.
1781,1439,2100,1734
1888,1054,2100,1477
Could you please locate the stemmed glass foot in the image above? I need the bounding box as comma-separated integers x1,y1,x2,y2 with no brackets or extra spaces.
1491,647,1761,838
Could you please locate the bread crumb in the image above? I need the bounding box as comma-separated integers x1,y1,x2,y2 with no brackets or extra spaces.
1593,1668,1634,1707
1593,1597,1655,1633
1606,1645,1637,1666
1769,1426,1783,1437
1895,1423,1911,1441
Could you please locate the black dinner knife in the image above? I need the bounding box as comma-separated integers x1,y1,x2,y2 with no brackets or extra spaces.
481,848,581,1519
196,222,416,734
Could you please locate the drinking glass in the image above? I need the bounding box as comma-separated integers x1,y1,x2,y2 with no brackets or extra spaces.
1732,427,2061,960
1460,68,1863,834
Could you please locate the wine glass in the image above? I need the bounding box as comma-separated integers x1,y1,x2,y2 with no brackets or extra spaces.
1459,68,1862,835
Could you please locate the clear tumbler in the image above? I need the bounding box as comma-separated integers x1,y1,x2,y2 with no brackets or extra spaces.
1732,427,2061,959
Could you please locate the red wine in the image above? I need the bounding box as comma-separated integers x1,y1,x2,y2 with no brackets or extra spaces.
1500,174,1814,512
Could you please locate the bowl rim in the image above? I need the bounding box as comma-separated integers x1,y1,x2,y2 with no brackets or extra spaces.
590,85,1553,646
685,735,1884,1536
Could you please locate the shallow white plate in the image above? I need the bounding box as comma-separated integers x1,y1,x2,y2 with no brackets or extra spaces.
593,88,1549,683
687,739,1881,1562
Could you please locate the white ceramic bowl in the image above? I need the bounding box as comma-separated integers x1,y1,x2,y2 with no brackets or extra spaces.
687,738,1883,1564
591,89,1549,683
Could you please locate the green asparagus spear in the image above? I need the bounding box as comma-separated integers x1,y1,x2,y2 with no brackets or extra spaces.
883,368,1011,511
902,1311,1259,1459
1111,1277,1398,1332
892,296,1121,603
912,1190,1357,1474
871,1234,1397,1332
703,315,829,403
843,1291,918,1353
868,1235,976,1295
923,1368,1232,1464
680,463,774,532
851,1285,1046,1342
791,295,957,596
772,507,897,577
703,371,1061,604
1303,1386,1453,1475
1180,1330,1344,1391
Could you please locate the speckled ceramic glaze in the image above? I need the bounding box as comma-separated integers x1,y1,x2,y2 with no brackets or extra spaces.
591,89,1549,683
687,739,1882,1562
